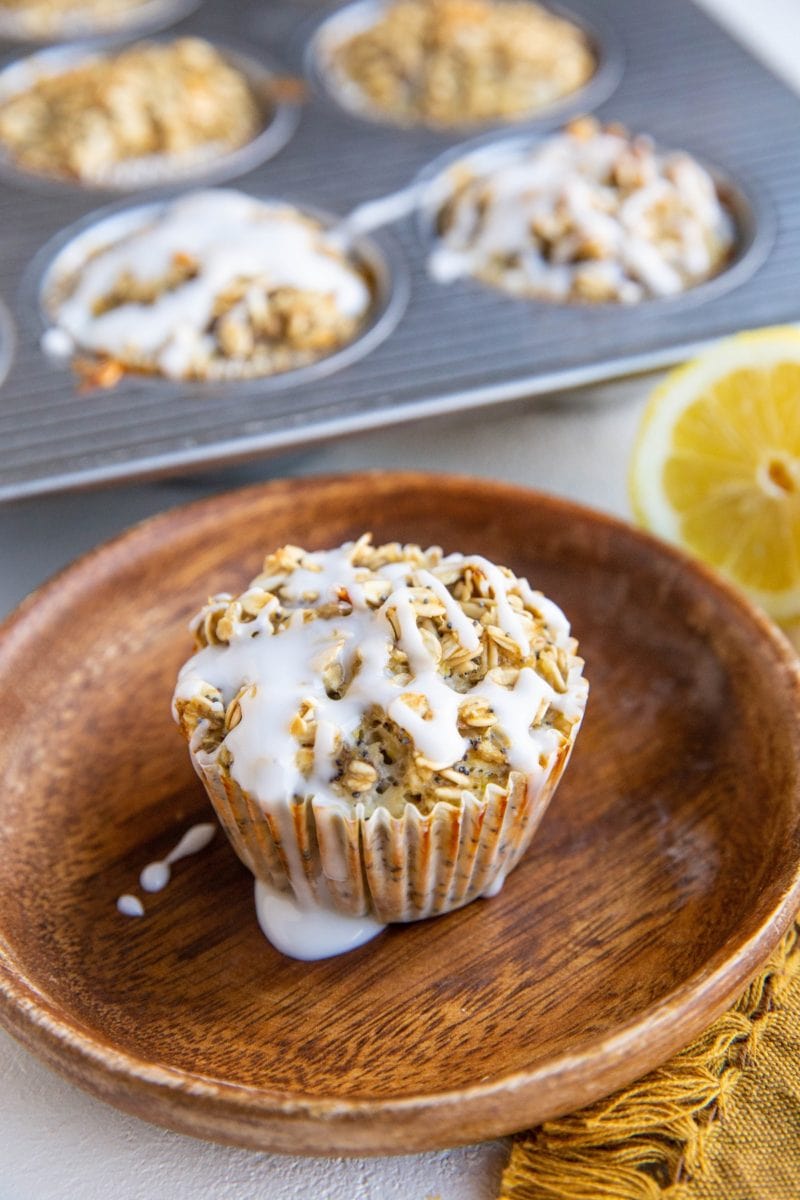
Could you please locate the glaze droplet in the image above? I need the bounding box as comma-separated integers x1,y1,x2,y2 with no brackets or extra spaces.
117,894,145,918
117,822,217,914
138,822,217,894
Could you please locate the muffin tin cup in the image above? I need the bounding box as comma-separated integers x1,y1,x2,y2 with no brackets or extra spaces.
191,734,578,922
0,294,14,390
0,0,200,44
303,0,624,135
413,128,776,311
30,191,410,394
0,39,302,194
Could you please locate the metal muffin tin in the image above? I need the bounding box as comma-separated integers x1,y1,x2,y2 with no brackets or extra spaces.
0,38,301,192
1,0,800,501
0,295,14,389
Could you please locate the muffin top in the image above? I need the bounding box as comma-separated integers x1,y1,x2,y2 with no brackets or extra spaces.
430,117,737,302
326,0,594,127
43,190,373,385
0,38,262,184
173,535,588,817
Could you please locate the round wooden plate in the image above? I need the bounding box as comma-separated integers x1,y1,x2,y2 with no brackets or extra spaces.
1,471,800,1156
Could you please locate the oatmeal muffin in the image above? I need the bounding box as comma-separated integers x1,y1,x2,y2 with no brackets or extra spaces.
0,0,167,38
42,189,374,384
324,0,594,127
173,535,588,922
0,39,263,185
430,117,737,302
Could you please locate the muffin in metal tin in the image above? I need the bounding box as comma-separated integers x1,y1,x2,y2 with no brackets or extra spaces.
0,0,192,40
0,39,264,186
430,117,738,303
42,190,375,386
324,0,595,128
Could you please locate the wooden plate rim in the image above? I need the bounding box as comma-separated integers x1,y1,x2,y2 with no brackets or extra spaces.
2,470,800,1152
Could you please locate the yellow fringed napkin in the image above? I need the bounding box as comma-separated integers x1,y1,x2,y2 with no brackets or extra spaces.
500,922,800,1200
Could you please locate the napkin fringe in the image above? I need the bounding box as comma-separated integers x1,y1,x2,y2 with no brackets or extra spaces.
499,923,800,1200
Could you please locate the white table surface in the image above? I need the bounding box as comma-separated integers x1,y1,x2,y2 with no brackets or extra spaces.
1,3,798,1196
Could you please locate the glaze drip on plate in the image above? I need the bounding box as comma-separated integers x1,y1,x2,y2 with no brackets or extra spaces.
139,821,217,893
116,821,216,916
255,880,385,960
116,893,144,917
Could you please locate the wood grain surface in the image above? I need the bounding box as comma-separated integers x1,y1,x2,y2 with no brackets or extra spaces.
1,470,800,1155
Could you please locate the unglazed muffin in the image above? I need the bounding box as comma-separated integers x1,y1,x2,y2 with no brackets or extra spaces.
430,117,737,302
42,190,374,386
0,39,262,185
173,535,588,923
324,0,594,127
0,0,166,37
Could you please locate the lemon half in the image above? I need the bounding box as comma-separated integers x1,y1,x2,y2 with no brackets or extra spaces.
630,327,800,622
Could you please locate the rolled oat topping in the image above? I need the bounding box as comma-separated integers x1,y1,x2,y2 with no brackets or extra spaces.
0,38,262,184
173,536,588,817
43,189,373,382
430,117,737,302
326,0,594,126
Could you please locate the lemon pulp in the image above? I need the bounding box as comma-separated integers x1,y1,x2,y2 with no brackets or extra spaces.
630,329,800,620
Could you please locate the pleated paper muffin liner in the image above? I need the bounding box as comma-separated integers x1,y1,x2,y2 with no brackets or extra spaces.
190,727,579,923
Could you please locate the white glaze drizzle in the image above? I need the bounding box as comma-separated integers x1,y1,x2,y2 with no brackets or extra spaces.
415,567,480,652
254,880,385,960
458,554,531,654
116,821,217,916
139,821,217,893
116,893,144,917
47,190,371,377
176,545,585,805
429,127,736,301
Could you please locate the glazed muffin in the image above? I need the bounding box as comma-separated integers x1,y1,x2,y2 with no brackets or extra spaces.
324,0,594,127
430,117,737,302
0,39,263,185
173,535,588,923
42,190,374,385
